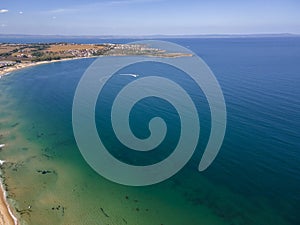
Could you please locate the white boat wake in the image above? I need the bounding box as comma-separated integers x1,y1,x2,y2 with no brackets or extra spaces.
118,73,139,78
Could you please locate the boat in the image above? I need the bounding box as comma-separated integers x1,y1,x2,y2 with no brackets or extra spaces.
0,144,5,149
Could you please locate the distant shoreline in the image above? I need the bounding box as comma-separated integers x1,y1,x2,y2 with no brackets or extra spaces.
0,56,97,77
0,33,299,40
0,54,191,78
0,42,192,78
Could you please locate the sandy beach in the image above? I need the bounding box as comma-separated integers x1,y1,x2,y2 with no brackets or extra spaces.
0,179,18,225
0,57,87,77
0,61,46,77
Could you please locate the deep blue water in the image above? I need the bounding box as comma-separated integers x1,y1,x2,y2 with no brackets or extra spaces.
182,37,300,222
1,37,300,224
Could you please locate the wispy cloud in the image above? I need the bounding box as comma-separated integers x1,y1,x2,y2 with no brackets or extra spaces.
0,9,8,13
44,0,164,15
47,8,78,14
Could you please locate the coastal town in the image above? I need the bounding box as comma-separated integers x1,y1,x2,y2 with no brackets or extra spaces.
0,42,192,76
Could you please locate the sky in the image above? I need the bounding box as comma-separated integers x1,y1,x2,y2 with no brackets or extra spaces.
0,0,300,35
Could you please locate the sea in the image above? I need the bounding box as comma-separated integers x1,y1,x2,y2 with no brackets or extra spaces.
0,37,299,225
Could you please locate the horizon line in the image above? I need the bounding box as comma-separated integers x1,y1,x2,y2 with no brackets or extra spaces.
1,33,300,38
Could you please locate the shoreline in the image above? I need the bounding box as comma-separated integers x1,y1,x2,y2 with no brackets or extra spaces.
0,55,110,225
0,50,192,225
0,53,192,78
0,56,96,77
0,57,90,225
0,176,18,225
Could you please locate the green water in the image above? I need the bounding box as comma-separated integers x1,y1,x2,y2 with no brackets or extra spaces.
0,62,291,225
0,88,224,225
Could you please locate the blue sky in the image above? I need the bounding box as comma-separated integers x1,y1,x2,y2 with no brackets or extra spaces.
0,0,300,35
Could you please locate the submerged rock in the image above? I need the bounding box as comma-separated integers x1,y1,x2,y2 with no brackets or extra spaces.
11,122,19,128
37,169,52,175
100,207,109,218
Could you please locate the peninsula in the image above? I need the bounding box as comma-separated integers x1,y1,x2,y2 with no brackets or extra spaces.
0,42,192,76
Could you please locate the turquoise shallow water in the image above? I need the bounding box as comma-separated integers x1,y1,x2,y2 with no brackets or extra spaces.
0,37,299,225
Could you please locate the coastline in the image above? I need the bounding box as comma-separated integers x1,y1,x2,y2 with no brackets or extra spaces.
0,54,140,225
0,49,193,225
0,57,89,225
0,53,192,78
0,56,95,77
0,55,102,225
0,177,18,225
0,61,50,77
